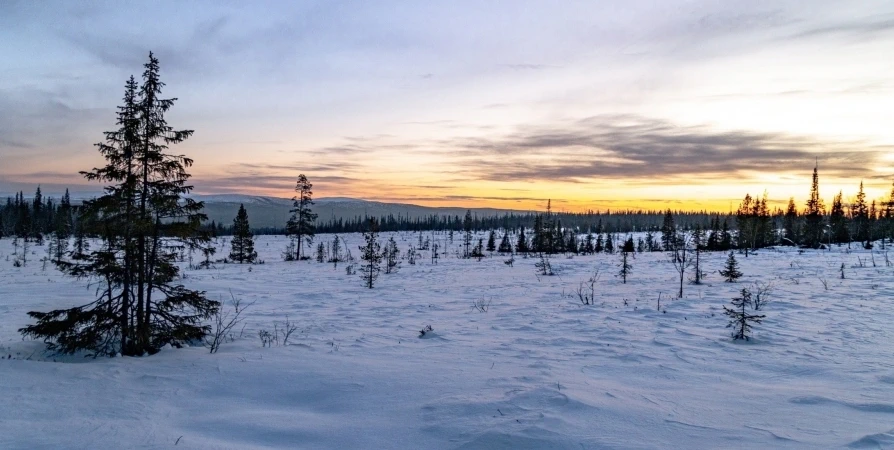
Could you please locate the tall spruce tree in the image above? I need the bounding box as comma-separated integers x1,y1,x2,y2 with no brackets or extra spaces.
852,181,871,248
286,174,317,260
802,165,825,248
229,204,257,263
20,54,218,356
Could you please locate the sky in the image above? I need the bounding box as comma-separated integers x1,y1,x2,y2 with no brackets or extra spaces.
1,0,893,212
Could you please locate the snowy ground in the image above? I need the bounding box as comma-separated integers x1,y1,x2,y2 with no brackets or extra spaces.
1,233,894,449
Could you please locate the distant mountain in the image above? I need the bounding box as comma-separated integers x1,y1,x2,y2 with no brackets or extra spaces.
192,194,531,229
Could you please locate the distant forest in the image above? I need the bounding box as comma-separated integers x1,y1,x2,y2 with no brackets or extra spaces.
3,168,893,252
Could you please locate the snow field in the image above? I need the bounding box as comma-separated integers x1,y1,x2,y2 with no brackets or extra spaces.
1,233,894,449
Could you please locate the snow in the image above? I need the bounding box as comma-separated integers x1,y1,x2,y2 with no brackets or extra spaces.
1,234,893,449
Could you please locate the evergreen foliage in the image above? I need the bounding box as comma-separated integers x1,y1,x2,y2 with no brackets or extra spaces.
802,165,826,248
724,288,765,340
359,218,382,288
229,204,257,263
19,54,217,356
286,174,316,260
720,251,743,282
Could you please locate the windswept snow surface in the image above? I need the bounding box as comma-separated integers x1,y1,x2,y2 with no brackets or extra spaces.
1,234,893,449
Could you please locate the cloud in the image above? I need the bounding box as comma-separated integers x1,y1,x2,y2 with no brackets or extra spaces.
437,115,888,183
788,16,894,40
502,63,554,71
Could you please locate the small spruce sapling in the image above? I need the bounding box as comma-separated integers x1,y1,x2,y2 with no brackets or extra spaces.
723,288,765,340
720,251,743,282
359,218,382,288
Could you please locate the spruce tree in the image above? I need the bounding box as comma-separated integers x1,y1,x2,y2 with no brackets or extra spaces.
486,230,496,253
618,237,634,284
782,197,799,246
724,288,765,340
330,235,342,268
383,236,400,273
286,174,317,260
802,165,825,248
471,238,485,261
691,225,705,284
720,251,743,282
884,182,894,245
31,186,44,244
661,209,676,251
498,231,512,253
360,218,383,288
229,204,257,263
584,232,595,254
515,228,528,254
21,54,217,356
316,242,326,263
462,210,473,258
852,181,871,248
50,190,73,261
829,191,848,245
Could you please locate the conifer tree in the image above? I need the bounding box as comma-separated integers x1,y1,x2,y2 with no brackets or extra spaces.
498,231,512,253
228,204,257,263
782,197,799,246
661,209,676,251
50,190,73,261
383,236,400,273
618,236,634,284
471,238,485,261
720,251,743,282
720,219,733,251
724,288,765,340
359,218,382,288
462,210,473,258
852,181,871,248
645,231,656,252
31,186,44,245
584,232,595,254
486,230,496,253
802,165,825,248
691,225,706,284
884,182,894,245
330,235,342,268
604,233,614,254
515,227,528,254
829,191,848,245
286,174,317,260
21,54,217,356
316,242,326,263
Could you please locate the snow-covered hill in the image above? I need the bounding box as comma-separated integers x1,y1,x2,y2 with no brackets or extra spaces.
195,194,528,228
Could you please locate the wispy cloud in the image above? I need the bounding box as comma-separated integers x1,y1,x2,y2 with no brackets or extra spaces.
437,115,887,183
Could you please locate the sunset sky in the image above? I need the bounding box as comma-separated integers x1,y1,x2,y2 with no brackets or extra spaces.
1,0,893,211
